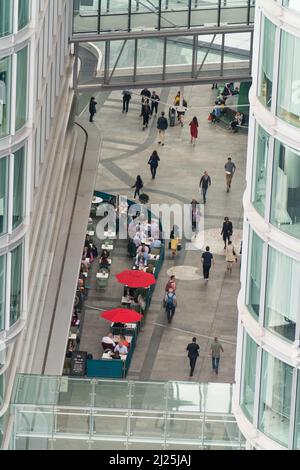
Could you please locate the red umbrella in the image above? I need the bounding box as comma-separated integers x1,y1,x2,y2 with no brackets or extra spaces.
101,308,143,323
116,270,156,288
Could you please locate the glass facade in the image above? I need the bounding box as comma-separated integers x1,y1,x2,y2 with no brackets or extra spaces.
265,246,300,342
0,156,8,236
258,17,275,108
294,373,300,449
15,47,28,131
0,0,12,37
0,254,5,331
246,229,263,319
240,332,257,422
0,55,11,139
18,0,30,31
277,31,300,128
259,351,292,447
271,140,300,239
10,244,23,327
252,125,269,215
13,147,25,229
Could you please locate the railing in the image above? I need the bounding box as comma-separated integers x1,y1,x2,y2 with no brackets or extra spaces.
73,0,255,35
10,374,246,450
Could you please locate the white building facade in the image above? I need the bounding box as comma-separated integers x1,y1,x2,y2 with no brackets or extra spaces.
0,0,74,444
234,0,300,450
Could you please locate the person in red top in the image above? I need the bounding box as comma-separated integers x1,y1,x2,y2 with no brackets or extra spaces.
189,116,199,145
165,275,177,292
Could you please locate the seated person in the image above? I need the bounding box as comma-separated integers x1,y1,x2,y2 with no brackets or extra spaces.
100,249,110,260
135,254,146,268
80,262,88,276
119,334,130,348
150,238,162,250
114,342,128,355
146,264,154,274
84,234,92,248
101,333,115,351
230,112,244,132
112,350,121,360
99,256,110,270
137,243,149,259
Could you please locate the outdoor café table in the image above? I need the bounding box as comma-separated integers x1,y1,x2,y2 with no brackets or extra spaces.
104,230,116,238
86,231,95,236
121,296,133,306
92,196,103,204
148,254,159,261
96,272,109,279
102,351,127,361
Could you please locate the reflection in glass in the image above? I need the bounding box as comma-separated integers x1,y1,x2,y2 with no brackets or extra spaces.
265,247,300,342
13,147,25,229
246,230,263,319
259,351,292,447
277,31,300,127
258,17,275,108
271,140,300,240
0,157,8,236
0,0,12,37
282,0,300,12
0,56,11,139
18,0,30,30
240,332,257,422
16,48,28,131
252,126,269,216
0,255,5,331
10,244,23,327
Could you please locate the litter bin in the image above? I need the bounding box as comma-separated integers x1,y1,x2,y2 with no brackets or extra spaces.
169,107,176,127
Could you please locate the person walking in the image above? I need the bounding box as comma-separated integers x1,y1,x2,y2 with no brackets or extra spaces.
221,217,233,249
201,246,214,282
186,337,200,377
131,175,144,199
210,337,224,375
189,117,199,145
199,171,211,204
89,97,97,122
164,288,177,324
148,150,160,179
151,91,160,115
224,157,236,192
190,198,200,232
225,240,237,274
140,88,151,116
165,275,176,292
122,90,132,113
157,111,168,146
142,100,151,130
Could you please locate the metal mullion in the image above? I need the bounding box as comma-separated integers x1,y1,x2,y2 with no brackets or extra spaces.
192,35,198,78
220,33,225,77
133,39,138,82
188,0,192,29
158,0,162,31
73,43,79,92
252,347,262,430
217,0,221,27
162,36,167,81
104,41,110,84
128,0,132,32
98,0,101,34
288,369,298,449
247,0,251,25
249,30,253,76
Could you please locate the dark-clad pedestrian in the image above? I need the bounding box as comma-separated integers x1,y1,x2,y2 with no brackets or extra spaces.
122,90,132,113
210,337,224,375
89,97,97,122
186,337,200,377
201,246,214,282
140,88,151,116
142,100,151,130
221,217,233,249
199,171,211,204
151,91,160,115
148,150,160,179
190,198,200,232
164,288,177,324
157,112,168,146
131,175,144,199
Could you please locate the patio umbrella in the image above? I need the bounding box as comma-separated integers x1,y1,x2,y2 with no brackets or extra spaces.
116,270,156,288
101,308,143,323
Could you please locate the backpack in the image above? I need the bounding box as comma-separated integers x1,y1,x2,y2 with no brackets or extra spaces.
166,293,175,306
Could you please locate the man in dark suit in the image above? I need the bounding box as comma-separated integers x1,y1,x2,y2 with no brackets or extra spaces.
186,337,200,377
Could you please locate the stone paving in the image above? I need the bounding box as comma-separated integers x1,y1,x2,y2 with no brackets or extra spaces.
78,83,248,384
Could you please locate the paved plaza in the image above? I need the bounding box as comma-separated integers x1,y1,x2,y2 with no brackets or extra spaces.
79,84,248,384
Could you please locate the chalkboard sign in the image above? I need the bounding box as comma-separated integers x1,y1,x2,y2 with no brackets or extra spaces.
70,351,87,377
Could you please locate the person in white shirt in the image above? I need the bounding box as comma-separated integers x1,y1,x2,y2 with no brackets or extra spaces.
101,333,115,347
114,343,128,355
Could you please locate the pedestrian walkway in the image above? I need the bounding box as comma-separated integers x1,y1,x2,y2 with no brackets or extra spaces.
79,83,247,383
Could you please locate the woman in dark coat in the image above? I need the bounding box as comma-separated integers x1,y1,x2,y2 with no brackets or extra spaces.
148,150,160,179
89,97,97,122
142,100,151,130
131,175,144,199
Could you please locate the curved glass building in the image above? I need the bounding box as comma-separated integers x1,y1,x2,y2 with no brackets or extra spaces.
234,0,300,450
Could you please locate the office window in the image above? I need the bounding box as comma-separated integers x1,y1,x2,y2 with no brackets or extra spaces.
271,140,300,240
252,126,269,216
18,0,30,30
10,244,23,327
0,156,8,236
277,30,300,127
240,332,257,422
259,351,292,447
15,47,28,131
265,247,300,342
13,147,25,230
0,255,5,331
258,17,276,108
294,372,300,449
0,0,12,37
0,55,11,139
246,230,263,319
